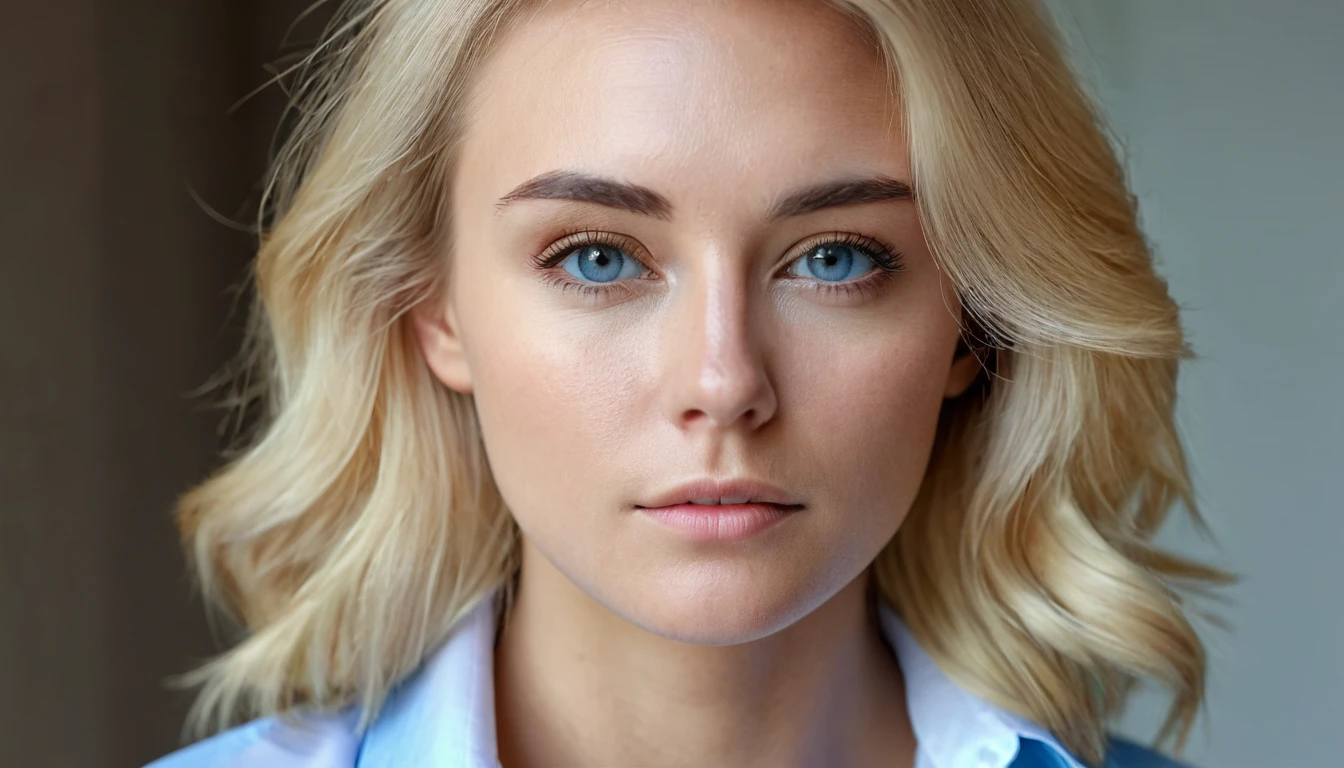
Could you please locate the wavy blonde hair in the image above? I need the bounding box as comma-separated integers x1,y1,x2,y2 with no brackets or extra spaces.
178,0,1229,764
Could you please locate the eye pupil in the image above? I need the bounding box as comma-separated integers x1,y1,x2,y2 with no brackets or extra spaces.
574,244,626,282
806,244,855,282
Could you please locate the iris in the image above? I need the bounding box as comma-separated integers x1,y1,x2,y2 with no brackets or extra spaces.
793,244,874,282
564,244,634,283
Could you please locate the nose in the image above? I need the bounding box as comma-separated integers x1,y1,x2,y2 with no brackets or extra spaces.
659,261,778,434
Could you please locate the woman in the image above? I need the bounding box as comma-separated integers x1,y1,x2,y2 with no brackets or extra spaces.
147,0,1227,766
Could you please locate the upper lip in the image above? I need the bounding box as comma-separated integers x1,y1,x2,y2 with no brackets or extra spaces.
637,478,804,509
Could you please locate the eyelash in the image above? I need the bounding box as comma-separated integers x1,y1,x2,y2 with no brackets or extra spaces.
529,228,905,301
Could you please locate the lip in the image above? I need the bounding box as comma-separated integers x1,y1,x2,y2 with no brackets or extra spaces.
638,503,800,542
635,478,804,542
637,477,803,509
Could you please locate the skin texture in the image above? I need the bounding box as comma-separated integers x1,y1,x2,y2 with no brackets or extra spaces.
411,0,982,765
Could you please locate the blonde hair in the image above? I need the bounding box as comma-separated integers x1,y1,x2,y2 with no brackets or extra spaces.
178,0,1229,764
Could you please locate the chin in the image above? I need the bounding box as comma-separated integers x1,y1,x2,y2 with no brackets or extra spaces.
600,563,841,646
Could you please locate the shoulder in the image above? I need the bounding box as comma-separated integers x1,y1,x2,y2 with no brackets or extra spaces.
1103,735,1196,768
142,711,361,768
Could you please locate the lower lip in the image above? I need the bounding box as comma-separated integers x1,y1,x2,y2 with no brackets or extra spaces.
637,503,800,542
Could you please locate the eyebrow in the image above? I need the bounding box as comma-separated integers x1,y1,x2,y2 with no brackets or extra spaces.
494,170,913,221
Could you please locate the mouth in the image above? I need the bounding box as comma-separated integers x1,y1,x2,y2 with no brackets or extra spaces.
635,477,804,510
635,478,804,542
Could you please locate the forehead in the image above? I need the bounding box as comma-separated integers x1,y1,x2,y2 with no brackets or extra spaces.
458,0,906,212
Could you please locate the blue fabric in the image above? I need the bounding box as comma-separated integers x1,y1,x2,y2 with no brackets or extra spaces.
1008,736,1192,768
1104,736,1193,767
1013,738,1075,767
144,720,270,768
147,722,1194,767
145,713,361,768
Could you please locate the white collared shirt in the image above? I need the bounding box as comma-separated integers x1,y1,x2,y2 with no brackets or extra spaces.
146,593,1178,768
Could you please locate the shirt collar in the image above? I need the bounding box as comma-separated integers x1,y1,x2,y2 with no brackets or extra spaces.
874,602,1083,768
357,591,1083,768
357,593,501,768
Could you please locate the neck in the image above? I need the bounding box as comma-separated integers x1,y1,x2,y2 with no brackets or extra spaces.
492,541,916,768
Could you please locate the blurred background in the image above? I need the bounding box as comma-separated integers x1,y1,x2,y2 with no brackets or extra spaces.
1,1,1339,766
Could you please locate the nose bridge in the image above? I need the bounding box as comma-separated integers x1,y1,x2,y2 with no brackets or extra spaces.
661,257,777,432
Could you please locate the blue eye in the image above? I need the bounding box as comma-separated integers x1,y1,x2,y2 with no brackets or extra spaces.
560,244,646,283
787,243,878,282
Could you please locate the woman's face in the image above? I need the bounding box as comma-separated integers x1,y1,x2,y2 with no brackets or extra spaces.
415,0,980,643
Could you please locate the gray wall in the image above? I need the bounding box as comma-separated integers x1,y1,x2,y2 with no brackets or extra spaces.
1053,2,1344,766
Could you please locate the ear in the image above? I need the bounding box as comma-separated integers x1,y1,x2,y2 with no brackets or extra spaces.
944,309,989,399
409,293,474,395
944,340,985,399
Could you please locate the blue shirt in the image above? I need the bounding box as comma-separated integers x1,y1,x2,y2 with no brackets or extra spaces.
146,593,1189,768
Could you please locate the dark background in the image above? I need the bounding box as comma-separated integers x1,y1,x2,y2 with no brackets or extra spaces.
1,2,318,765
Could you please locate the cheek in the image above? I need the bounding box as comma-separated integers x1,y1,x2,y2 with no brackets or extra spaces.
462,291,654,526
783,317,955,527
